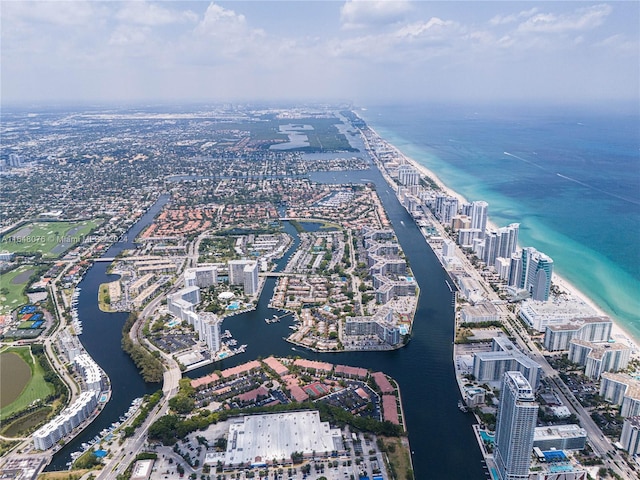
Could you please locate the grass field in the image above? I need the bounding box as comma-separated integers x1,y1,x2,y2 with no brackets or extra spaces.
379,436,414,480
0,346,54,421
0,265,34,315
0,219,101,258
37,469,92,480
98,282,113,312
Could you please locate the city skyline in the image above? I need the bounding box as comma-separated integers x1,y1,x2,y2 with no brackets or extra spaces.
2,1,638,105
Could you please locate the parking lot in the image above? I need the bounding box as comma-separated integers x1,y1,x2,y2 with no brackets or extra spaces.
147,424,389,480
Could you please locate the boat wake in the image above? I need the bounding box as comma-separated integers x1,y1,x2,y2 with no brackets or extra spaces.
556,173,640,206
504,152,639,206
503,151,545,171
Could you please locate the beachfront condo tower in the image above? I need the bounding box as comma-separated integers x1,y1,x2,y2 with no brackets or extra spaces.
520,247,554,301
471,200,488,237
494,371,538,480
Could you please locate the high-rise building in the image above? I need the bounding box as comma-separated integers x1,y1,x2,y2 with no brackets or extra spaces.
397,164,419,186
497,223,519,259
185,265,218,288
471,201,488,237
494,371,538,480
442,240,456,258
485,223,519,269
228,260,248,286
8,153,22,167
483,230,498,266
620,417,640,455
520,247,553,301
495,257,511,281
508,253,522,287
457,228,482,248
434,195,458,226
243,261,259,295
201,314,222,353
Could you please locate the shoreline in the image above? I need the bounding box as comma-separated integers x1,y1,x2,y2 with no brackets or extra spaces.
365,124,640,354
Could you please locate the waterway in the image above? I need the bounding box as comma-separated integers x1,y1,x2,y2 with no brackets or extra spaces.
47,195,169,470
188,160,485,477
50,157,485,478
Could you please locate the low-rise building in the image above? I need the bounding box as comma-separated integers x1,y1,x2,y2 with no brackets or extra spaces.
460,302,499,324
543,316,612,352
533,424,587,451
472,335,542,389
219,411,344,468
519,298,596,333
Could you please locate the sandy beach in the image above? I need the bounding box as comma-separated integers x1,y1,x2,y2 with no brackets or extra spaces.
368,126,640,355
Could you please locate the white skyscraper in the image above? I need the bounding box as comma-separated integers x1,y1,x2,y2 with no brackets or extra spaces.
483,230,498,266
494,371,538,480
621,417,640,455
243,261,259,295
471,201,488,236
397,164,419,186
497,223,519,260
201,314,222,353
228,260,248,285
508,253,522,287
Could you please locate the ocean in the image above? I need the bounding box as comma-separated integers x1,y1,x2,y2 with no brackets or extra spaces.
360,102,640,340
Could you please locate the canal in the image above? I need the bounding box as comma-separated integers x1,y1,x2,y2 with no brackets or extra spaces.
50,164,485,478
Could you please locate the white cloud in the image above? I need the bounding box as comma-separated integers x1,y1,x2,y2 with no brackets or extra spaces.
115,2,197,26
1,0,103,27
489,8,538,26
395,17,460,41
195,3,251,37
595,34,639,55
186,3,271,65
340,0,412,30
517,4,612,33
109,25,152,47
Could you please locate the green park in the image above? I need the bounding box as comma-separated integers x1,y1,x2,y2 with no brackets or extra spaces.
0,265,35,315
0,346,54,424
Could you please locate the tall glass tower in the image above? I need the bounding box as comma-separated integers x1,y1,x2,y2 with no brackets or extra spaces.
520,247,554,301
494,371,538,480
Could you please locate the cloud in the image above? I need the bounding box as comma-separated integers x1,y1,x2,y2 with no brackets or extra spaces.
115,2,197,26
190,3,268,61
340,0,412,30
395,17,461,41
517,4,612,33
1,0,102,27
489,8,538,26
595,34,639,55
109,25,152,47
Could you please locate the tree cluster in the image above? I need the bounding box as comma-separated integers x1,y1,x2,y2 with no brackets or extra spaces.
121,312,164,383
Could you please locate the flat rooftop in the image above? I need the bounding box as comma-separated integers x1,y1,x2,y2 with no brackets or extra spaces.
225,411,343,466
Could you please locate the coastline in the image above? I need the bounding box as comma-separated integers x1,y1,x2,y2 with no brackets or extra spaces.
366,125,640,355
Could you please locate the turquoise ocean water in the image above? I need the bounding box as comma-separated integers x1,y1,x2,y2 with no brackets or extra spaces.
360,103,640,340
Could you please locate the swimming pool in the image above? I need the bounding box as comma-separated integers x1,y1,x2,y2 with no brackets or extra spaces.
479,430,495,443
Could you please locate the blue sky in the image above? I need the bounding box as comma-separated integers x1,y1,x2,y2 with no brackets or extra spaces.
1,1,638,104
